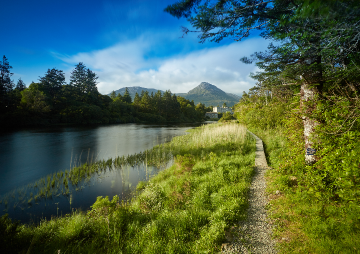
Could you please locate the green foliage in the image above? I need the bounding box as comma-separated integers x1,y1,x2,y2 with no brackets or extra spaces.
239,93,360,253
136,181,148,191
0,214,30,254
20,86,51,114
218,112,235,122
122,87,132,104
235,97,290,130
1,56,208,127
90,195,119,217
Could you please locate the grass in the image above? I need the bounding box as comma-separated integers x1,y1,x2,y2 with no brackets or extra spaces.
250,127,360,254
0,122,256,254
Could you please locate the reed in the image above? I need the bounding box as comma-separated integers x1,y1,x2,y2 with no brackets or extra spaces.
0,137,174,210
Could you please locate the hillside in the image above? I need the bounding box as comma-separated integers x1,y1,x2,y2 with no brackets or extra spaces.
109,83,241,107
178,82,240,107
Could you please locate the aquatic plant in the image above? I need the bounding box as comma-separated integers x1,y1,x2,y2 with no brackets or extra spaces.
0,138,175,211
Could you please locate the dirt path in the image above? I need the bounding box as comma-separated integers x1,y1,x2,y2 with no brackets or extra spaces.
221,131,276,253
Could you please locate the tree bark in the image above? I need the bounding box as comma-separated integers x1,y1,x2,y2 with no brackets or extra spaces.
300,79,319,164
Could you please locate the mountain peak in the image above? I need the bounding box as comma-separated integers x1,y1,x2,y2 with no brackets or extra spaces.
184,82,240,106
198,82,215,89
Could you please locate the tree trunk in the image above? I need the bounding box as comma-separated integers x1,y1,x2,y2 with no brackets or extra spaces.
300,79,319,164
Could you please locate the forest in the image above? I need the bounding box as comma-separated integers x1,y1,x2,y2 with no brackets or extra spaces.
0,59,211,129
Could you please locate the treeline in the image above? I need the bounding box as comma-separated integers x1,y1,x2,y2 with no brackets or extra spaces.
0,57,210,129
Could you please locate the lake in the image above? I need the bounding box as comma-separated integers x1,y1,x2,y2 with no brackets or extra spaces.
0,122,205,223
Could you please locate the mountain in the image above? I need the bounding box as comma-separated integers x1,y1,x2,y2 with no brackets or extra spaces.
226,93,242,101
109,86,164,99
109,83,241,107
177,82,241,107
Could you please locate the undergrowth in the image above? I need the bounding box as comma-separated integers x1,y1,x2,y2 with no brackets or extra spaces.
236,95,360,253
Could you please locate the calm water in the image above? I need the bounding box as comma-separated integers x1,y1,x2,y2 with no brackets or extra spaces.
0,123,204,223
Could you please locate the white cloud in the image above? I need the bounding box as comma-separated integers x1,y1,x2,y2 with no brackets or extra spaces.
58,36,269,96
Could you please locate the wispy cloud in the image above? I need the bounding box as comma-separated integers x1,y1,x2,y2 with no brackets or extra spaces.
58,35,269,95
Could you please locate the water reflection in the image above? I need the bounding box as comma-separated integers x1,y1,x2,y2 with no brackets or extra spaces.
0,123,203,223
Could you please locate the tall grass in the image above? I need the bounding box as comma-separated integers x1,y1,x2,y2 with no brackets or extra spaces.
0,123,256,254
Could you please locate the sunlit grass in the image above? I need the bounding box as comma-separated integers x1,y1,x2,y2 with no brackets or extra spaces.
1,122,256,253
251,127,360,254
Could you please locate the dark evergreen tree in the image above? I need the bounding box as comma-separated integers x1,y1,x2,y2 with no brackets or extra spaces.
116,93,123,101
84,68,98,94
69,62,99,103
15,78,26,91
133,92,141,105
162,90,173,119
153,90,163,115
123,88,132,104
110,91,116,99
0,55,14,112
39,68,65,104
70,62,87,93
140,91,151,112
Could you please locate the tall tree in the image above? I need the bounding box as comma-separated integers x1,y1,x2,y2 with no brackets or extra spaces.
16,78,26,91
0,55,14,111
165,0,360,163
70,62,86,92
122,88,132,104
84,68,98,94
70,62,98,94
39,68,65,104
110,91,116,99
133,92,141,105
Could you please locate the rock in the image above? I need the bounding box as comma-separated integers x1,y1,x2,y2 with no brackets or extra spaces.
221,243,229,251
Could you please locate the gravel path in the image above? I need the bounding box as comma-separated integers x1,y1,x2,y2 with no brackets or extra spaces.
221,131,276,253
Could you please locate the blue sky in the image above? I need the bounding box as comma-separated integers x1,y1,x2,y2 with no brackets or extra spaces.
2,0,269,95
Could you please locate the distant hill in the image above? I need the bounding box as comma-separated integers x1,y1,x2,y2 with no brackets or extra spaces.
226,93,242,101
109,86,164,99
177,82,241,107
109,83,241,107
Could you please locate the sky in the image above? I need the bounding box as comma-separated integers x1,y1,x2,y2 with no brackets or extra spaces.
2,0,270,95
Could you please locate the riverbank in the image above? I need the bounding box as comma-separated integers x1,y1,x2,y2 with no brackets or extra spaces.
1,122,256,254
0,122,208,223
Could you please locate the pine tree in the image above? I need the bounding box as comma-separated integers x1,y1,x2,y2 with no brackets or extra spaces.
133,92,141,105
70,62,87,93
39,68,65,101
123,88,132,104
0,55,14,111
16,78,26,91
70,62,99,103
85,68,98,94
110,91,116,99
140,91,151,112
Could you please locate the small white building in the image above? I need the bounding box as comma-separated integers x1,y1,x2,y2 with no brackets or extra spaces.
213,106,233,114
